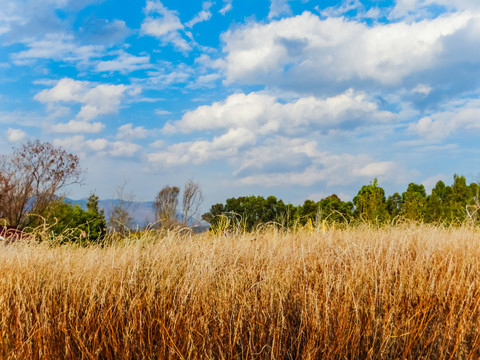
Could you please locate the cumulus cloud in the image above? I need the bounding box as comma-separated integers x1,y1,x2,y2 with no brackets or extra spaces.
7,128,26,142
237,157,396,187
35,78,127,124
109,141,142,157
117,123,149,140
85,138,108,151
408,99,480,141
52,135,87,152
147,88,399,188
220,11,480,100
148,127,256,166
228,136,397,187
53,135,141,157
51,120,105,133
168,89,394,135
141,0,191,51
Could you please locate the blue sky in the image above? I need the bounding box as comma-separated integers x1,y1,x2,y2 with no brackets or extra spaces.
1,0,480,210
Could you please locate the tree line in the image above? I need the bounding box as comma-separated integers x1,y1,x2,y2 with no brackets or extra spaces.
202,176,480,232
1,140,480,242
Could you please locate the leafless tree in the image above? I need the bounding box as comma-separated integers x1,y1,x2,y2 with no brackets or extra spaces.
0,140,82,228
108,183,134,234
153,185,180,227
182,180,204,225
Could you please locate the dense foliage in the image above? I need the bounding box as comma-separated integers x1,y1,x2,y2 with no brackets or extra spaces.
203,175,480,231
45,194,107,243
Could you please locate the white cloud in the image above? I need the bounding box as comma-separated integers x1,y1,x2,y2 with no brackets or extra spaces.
390,0,480,19
51,120,105,133
412,84,432,95
12,33,103,65
148,87,403,188
352,161,395,178
220,11,480,90
117,123,149,140
85,138,108,151
186,10,211,28
145,67,191,87
408,99,480,141
141,0,191,51
318,0,366,19
7,128,26,142
52,135,87,152
186,2,213,28
186,73,222,89
234,138,397,187
148,127,256,166
35,78,127,124
237,160,394,187
269,0,292,19
95,51,151,74
150,139,164,148
0,1,24,36
219,0,233,15
155,109,171,115
169,89,394,135
0,110,43,128
53,136,141,158
109,141,142,157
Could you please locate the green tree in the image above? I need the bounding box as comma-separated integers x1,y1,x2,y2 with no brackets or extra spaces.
297,199,319,226
353,179,388,223
202,195,289,231
466,181,480,223
426,180,449,223
318,194,353,223
46,194,106,243
401,183,427,221
85,194,107,240
446,174,469,223
386,192,402,220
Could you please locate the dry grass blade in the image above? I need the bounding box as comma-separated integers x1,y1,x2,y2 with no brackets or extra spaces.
0,224,480,359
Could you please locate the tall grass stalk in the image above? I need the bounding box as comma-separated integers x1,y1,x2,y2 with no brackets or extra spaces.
1,224,480,359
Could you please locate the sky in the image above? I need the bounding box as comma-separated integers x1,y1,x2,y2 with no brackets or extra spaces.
1,0,480,210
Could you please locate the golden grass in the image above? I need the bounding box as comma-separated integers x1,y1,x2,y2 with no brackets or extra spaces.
1,224,480,359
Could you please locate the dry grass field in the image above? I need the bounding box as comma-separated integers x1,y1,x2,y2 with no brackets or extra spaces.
1,224,480,359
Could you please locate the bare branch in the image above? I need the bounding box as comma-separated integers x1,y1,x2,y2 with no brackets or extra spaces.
153,185,180,227
0,140,82,228
182,180,204,225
